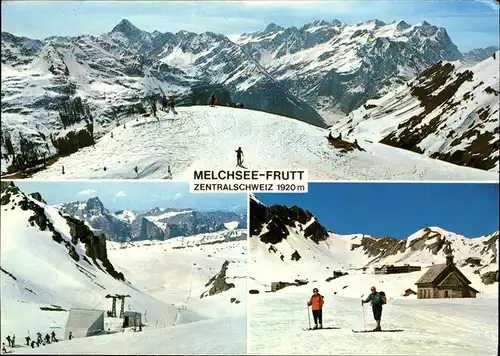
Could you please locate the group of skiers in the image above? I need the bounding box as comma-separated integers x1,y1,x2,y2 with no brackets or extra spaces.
152,95,175,117
308,286,386,331
2,331,61,353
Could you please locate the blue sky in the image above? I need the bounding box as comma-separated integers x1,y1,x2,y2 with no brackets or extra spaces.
255,183,499,239
1,1,498,51
15,181,247,213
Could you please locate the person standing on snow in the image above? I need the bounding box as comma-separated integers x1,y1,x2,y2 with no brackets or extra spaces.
210,94,216,107
161,95,167,111
169,96,175,110
235,147,243,167
362,286,384,331
151,102,157,118
307,288,324,329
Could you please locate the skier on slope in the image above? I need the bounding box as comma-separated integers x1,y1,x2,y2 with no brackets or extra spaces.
235,147,244,167
361,286,386,331
307,287,324,329
210,94,216,107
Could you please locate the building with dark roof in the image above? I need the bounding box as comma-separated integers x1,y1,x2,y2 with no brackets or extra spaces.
415,242,479,299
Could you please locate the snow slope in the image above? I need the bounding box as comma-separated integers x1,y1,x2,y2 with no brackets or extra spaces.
106,229,248,320
0,187,202,343
248,196,498,355
331,53,500,172
30,106,497,180
19,317,245,355
1,184,246,354
3,18,495,176
248,194,498,296
249,227,498,296
248,288,498,355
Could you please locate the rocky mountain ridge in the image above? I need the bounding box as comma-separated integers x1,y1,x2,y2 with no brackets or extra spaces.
0,181,125,281
57,196,247,242
331,53,499,171
249,194,499,270
2,18,496,174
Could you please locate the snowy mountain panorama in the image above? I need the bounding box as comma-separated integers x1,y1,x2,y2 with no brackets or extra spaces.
0,182,247,354
55,195,247,242
1,18,499,178
331,52,500,172
247,194,498,355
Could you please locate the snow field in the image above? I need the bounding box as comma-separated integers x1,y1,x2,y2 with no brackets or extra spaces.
248,290,498,355
30,106,498,180
1,188,247,354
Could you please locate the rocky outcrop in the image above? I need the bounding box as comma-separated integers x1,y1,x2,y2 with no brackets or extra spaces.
200,260,235,298
1,182,125,281
131,217,165,241
481,271,499,285
28,192,47,204
0,181,20,205
250,195,329,244
60,197,131,242
63,215,124,281
59,199,246,242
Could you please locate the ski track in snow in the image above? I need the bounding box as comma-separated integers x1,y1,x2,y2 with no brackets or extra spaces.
30,106,498,181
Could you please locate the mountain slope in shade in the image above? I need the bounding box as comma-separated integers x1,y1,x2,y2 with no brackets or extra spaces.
0,181,203,341
248,195,499,293
27,106,498,180
331,53,500,171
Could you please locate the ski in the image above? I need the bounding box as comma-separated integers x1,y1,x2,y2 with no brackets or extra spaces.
303,327,340,331
352,329,404,333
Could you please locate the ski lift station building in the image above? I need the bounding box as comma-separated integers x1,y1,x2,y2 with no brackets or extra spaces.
123,311,142,327
64,308,105,339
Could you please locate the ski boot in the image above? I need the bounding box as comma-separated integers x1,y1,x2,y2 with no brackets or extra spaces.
313,325,318,330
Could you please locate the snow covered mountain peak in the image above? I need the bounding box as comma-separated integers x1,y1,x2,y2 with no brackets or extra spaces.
250,195,498,272
333,52,500,172
263,22,285,34
1,18,497,177
394,19,411,30
110,19,144,37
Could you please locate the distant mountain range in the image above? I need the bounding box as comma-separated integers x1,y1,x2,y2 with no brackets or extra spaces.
1,18,498,174
249,194,498,275
56,196,247,242
331,52,499,171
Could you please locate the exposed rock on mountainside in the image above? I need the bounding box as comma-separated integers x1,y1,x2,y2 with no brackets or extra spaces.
334,53,500,171
463,46,499,62
0,182,124,281
250,194,328,245
58,197,247,242
4,18,490,174
249,194,499,268
200,260,235,298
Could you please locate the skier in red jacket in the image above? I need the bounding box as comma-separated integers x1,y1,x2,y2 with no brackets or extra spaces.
307,288,324,329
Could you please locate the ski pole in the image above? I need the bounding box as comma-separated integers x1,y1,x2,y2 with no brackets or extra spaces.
361,294,366,331
307,303,311,330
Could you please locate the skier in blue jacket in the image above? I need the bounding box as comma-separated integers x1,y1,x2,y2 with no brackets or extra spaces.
362,286,385,331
